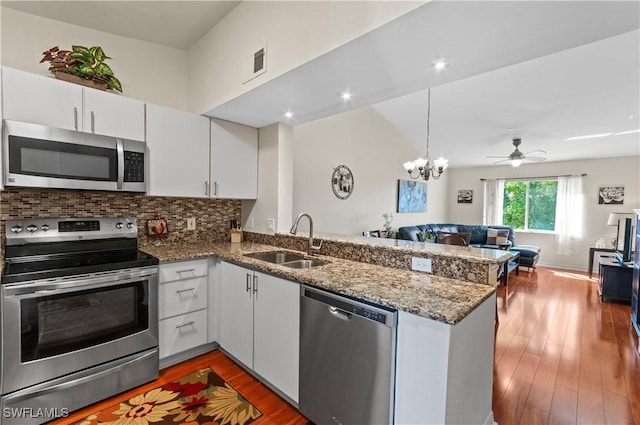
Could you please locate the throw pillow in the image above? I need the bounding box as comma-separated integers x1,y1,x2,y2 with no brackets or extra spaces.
487,228,509,245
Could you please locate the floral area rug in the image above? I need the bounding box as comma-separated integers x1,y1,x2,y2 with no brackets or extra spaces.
76,368,262,425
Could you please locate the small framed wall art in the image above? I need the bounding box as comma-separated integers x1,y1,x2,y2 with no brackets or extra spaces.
331,165,354,200
457,189,473,204
598,186,624,205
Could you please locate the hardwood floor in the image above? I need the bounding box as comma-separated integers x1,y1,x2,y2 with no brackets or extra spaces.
53,266,638,425
494,266,639,425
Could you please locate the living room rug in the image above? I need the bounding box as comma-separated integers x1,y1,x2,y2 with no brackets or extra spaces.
76,367,262,425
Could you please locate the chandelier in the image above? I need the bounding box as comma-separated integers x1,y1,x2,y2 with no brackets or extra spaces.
402,89,448,180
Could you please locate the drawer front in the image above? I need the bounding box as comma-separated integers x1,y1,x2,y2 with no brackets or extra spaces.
159,259,208,282
159,276,208,319
159,309,208,359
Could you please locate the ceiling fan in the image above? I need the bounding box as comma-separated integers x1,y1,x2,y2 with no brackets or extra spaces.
487,138,547,167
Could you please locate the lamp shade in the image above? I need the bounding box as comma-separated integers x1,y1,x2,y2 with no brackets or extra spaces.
607,212,634,225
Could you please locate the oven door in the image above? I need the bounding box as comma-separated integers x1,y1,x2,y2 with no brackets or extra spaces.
1,266,158,395
3,120,146,192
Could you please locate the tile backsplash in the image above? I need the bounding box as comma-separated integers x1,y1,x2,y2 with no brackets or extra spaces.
0,188,242,256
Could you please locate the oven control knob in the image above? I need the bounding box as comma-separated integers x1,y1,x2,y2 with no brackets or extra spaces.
126,222,135,229
27,224,38,233
115,222,124,229
41,224,50,232
10,225,23,233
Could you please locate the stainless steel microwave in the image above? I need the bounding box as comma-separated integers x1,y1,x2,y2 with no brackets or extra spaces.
3,120,146,192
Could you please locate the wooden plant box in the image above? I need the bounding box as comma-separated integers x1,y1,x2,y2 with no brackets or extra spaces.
55,71,108,91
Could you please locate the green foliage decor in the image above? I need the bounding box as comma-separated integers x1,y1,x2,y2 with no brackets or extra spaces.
40,45,123,92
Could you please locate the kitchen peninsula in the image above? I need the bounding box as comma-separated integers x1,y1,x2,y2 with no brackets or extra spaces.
142,232,505,425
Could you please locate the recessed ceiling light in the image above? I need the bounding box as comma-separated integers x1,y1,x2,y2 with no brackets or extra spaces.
615,129,640,135
284,111,294,119
564,133,613,141
341,91,352,101
432,59,448,72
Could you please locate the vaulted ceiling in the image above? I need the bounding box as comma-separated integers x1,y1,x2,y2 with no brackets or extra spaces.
4,1,638,168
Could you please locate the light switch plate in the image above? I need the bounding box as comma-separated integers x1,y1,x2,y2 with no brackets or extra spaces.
187,217,196,231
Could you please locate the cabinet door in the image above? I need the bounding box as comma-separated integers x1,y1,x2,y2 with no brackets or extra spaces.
218,262,254,368
83,89,144,140
253,271,300,402
2,67,82,131
210,118,258,199
146,103,210,197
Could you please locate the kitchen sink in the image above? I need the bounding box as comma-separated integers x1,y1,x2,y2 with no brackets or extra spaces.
280,259,329,269
244,251,329,268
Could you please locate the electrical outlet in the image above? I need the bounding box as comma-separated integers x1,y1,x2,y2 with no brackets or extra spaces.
187,217,196,231
248,217,254,229
267,218,275,230
411,257,432,273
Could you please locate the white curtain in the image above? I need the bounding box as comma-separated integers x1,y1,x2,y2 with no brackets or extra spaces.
483,179,504,225
555,175,584,256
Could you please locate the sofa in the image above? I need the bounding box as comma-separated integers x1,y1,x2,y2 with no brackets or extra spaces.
397,223,540,269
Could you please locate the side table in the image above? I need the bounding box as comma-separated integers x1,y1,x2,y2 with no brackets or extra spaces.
589,247,616,278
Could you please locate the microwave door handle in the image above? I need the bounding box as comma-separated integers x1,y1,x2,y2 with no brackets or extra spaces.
116,139,124,190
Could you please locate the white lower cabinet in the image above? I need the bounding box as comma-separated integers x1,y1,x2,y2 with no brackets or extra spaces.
158,259,209,360
159,309,208,358
218,261,299,403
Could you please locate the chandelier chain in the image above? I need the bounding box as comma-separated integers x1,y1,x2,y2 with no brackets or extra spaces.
426,88,431,157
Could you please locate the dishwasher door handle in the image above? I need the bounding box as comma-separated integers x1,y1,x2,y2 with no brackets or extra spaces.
328,306,351,320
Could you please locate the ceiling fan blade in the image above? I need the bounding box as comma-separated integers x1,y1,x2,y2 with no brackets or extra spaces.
524,156,546,162
486,155,509,159
492,158,510,165
524,149,547,156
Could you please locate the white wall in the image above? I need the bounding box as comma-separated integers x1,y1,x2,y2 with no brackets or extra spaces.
0,7,189,110
187,1,422,114
243,123,294,234
292,106,448,235
447,156,640,271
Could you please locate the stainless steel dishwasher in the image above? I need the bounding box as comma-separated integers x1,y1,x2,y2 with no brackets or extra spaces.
300,285,397,425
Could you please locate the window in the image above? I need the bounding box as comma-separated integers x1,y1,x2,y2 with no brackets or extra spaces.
502,179,558,231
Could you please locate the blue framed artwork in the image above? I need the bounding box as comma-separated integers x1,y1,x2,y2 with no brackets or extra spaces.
397,180,427,213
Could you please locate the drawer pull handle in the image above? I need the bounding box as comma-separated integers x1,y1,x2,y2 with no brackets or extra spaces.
176,321,195,330
176,269,196,274
176,288,196,294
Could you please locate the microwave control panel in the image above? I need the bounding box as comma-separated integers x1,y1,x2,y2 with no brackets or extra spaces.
124,151,145,182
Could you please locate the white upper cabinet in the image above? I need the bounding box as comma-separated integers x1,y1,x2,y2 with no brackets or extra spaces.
2,67,82,131
1,67,144,140
146,103,210,198
210,118,258,199
83,88,145,141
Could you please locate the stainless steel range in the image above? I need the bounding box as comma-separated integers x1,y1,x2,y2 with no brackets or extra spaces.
1,217,159,424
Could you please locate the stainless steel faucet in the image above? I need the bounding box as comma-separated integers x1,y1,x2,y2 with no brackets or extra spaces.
290,212,323,255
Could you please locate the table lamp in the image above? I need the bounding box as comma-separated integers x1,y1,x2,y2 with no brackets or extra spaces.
607,212,634,249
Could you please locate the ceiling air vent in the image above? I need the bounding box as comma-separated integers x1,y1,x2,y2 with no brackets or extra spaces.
243,44,267,84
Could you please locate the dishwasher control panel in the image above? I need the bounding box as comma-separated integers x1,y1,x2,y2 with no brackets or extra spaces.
303,286,396,327
353,306,389,324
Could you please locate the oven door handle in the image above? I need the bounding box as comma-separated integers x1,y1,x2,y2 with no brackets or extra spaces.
3,267,158,298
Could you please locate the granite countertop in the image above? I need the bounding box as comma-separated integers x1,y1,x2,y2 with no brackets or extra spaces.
308,231,513,264
141,241,496,325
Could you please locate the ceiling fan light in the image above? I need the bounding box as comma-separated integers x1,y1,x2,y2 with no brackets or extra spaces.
510,158,522,167
403,161,416,171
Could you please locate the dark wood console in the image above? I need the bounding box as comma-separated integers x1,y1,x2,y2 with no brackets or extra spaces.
598,256,632,304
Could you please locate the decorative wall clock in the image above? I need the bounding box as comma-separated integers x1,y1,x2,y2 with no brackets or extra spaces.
331,165,354,200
